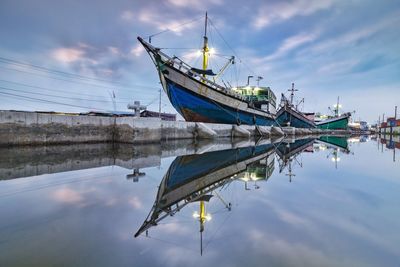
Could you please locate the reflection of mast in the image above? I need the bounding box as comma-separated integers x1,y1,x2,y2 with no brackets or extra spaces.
199,200,206,256
285,159,296,182
193,192,231,255
328,148,340,169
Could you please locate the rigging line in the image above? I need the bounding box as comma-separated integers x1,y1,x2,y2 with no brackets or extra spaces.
0,86,130,104
145,96,159,107
0,66,159,94
203,210,233,253
0,91,110,111
160,47,199,50
0,62,160,91
144,15,204,39
208,18,256,76
0,79,135,100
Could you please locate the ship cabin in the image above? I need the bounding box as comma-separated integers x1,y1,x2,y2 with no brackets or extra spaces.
232,86,277,114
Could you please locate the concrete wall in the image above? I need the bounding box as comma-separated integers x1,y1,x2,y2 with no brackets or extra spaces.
0,111,115,146
0,110,337,146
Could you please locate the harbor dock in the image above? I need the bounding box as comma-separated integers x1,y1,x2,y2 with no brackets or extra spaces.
0,110,351,146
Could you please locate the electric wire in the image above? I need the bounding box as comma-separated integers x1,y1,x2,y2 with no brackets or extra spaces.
0,66,159,95
0,86,130,104
0,90,110,111
0,79,135,100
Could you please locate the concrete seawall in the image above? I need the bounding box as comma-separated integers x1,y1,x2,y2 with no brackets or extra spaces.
0,110,349,146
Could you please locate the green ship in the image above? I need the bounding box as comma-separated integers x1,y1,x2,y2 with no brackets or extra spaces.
316,112,351,130
316,96,351,130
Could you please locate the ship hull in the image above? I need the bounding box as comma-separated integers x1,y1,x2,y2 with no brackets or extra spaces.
276,105,316,128
165,78,276,125
316,114,350,130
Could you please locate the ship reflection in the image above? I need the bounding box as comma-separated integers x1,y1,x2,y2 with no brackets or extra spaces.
134,142,276,254
134,136,350,254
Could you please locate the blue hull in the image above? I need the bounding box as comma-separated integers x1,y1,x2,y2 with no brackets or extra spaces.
276,109,315,128
165,78,276,126
165,143,274,192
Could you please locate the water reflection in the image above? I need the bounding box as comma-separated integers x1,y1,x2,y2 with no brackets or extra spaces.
378,134,399,162
0,135,399,266
134,136,357,255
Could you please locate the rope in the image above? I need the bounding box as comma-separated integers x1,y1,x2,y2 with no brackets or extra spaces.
143,16,204,40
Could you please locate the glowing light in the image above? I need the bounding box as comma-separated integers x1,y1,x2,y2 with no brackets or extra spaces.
209,47,216,55
205,214,212,221
196,50,202,56
193,211,200,218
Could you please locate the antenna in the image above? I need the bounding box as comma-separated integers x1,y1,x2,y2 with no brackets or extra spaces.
247,75,253,86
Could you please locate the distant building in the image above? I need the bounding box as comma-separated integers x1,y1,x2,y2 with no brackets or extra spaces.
348,121,369,131
379,117,400,135
140,110,176,121
303,112,315,122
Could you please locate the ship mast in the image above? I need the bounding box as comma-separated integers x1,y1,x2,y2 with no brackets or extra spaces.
336,96,340,117
202,12,209,76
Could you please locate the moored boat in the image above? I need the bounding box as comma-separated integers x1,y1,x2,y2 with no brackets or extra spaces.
316,96,351,130
316,112,351,130
138,13,277,126
275,83,316,128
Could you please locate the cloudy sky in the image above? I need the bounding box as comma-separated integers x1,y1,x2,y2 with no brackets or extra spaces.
0,0,399,122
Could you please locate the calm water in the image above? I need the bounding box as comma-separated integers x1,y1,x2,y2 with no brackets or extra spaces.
0,136,399,267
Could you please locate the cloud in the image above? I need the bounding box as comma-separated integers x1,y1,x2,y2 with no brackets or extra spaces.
253,0,335,29
262,32,318,61
131,43,145,57
181,49,202,62
51,47,85,63
120,10,134,21
167,0,223,10
108,46,120,55
136,8,198,35
52,187,83,204
317,59,359,74
307,12,400,55
128,196,143,209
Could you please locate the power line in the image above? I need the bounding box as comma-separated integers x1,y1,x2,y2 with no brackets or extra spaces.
0,56,159,89
0,86,130,104
0,79,135,101
0,66,158,95
0,90,110,111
